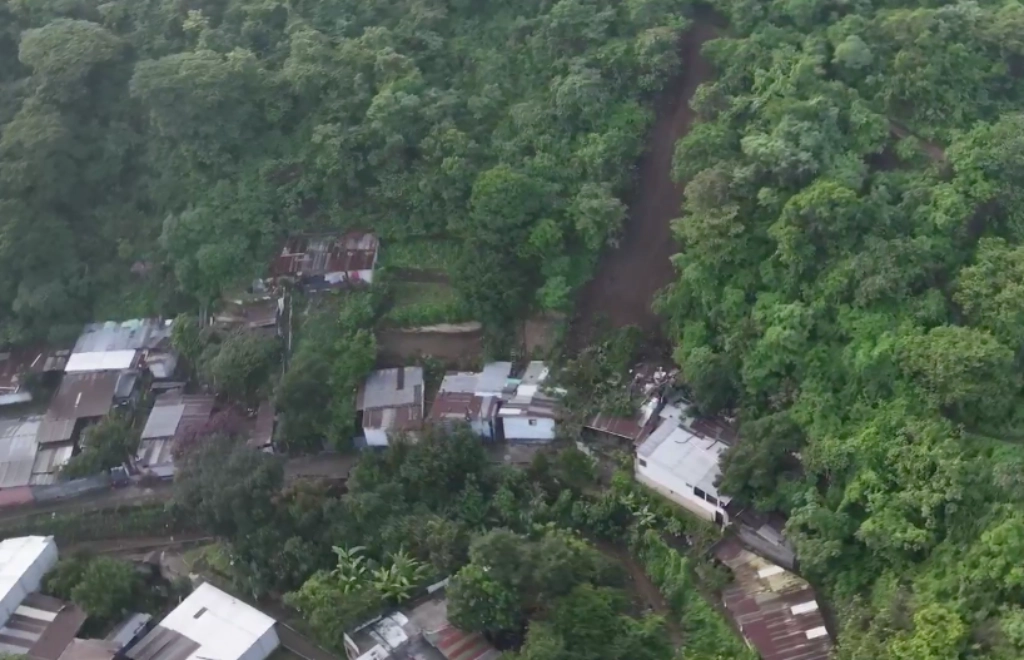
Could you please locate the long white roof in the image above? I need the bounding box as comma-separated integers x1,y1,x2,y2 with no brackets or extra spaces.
160,583,276,660
64,350,137,373
637,414,733,502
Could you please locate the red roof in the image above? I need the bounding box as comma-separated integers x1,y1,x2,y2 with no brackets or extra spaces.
269,233,378,278
426,625,500,660
585,413,646,441
428,392,499,424
714,538,833,660
0,346,69,392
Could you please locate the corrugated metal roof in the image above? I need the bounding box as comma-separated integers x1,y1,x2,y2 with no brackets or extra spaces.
713,538,833,660
498,362,562,420
269,233,378,278
31,444,74,484
137,393,215,471
585,413,647,441
0,417,42,488
364,403,423,432
72,319,173,354
476,362,512,395
45,372,122,424
424,626,500,660
357,368,424,410
125,626,199,660
0,347,68,392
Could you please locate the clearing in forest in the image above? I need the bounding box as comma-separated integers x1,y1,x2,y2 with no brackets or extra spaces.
571,20,718,348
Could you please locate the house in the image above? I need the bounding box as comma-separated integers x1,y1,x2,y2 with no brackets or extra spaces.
0,346,69,407
345,587,499,660
496,362,561,443
427,362,511,440
269,232,379,292
126,583,279,660
357,367,424,447
69,319,177,379
0,536,87,660
136,393,216,478
633,401,736,525
712,537,833,660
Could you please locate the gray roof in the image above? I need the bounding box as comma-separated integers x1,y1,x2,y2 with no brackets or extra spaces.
0,416,42,487
357,367,424,410
519,361,548,386
125,626,199,660
72,319,173,354
477,362,512,394
142,404,186,440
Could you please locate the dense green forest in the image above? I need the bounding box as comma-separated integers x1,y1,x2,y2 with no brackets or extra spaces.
0,0,690,344
667,0,1024,658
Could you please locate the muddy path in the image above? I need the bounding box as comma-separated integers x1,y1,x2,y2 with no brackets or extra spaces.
569,19,719,351
596,541,684,648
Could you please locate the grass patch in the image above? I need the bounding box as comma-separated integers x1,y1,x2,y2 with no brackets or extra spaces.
384,281,473,327
378,238,461,274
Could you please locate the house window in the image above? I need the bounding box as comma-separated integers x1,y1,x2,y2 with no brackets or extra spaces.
193,608,207,619
638,458,647,467
694,487,707,500
528,419,537,426
705,494,719,507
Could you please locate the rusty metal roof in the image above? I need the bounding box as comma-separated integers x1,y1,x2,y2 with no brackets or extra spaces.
40,371,124,443
269,232,378,278
585,413,646,441
137,394,215,471
713,537,833,660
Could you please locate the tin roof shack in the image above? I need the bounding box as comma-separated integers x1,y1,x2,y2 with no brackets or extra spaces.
712,538,833,660
127,583,278,660
634,401,736,526
357,367,424,448
0,415,73,488
136,393,216,478
427,362,511,441
70,319,177,380
497,362,562,443
0,347,70,408
36,370,139,451
269,232,379,292
345,590,499,660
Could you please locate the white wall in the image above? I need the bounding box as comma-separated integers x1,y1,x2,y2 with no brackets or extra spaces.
635,461,728,524
238,626,279,660
364,427,389,447
503,417,555,442
0,536,59,627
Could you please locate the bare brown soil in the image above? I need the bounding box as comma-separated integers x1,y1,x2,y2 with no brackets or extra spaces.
570,20,719,349
377,327,484,368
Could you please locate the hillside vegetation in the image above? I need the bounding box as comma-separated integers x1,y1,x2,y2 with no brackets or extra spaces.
0,0,692,343
664,1,1024,658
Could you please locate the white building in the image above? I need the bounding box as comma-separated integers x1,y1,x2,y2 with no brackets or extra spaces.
127,583,278,660
356,368,424,447
0,536,58,627
634,403,735,525
497,362,561,443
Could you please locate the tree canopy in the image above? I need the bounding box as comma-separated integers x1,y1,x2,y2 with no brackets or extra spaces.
662,1,1024,657
0,0,692,342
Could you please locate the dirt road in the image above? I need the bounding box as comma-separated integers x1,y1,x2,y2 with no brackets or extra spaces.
571,20,719,348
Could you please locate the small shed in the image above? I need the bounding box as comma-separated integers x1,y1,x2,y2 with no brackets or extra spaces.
268,232,379,292
136,393,216,478
497,362,561,443
427,362,511,440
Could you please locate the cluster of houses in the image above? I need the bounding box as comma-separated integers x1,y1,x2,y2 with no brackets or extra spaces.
355,361,562,447
0,534,495,660
0,320,189,499
585,395,834,660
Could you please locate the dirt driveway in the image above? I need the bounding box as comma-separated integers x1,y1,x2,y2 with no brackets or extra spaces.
571,20,719,349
